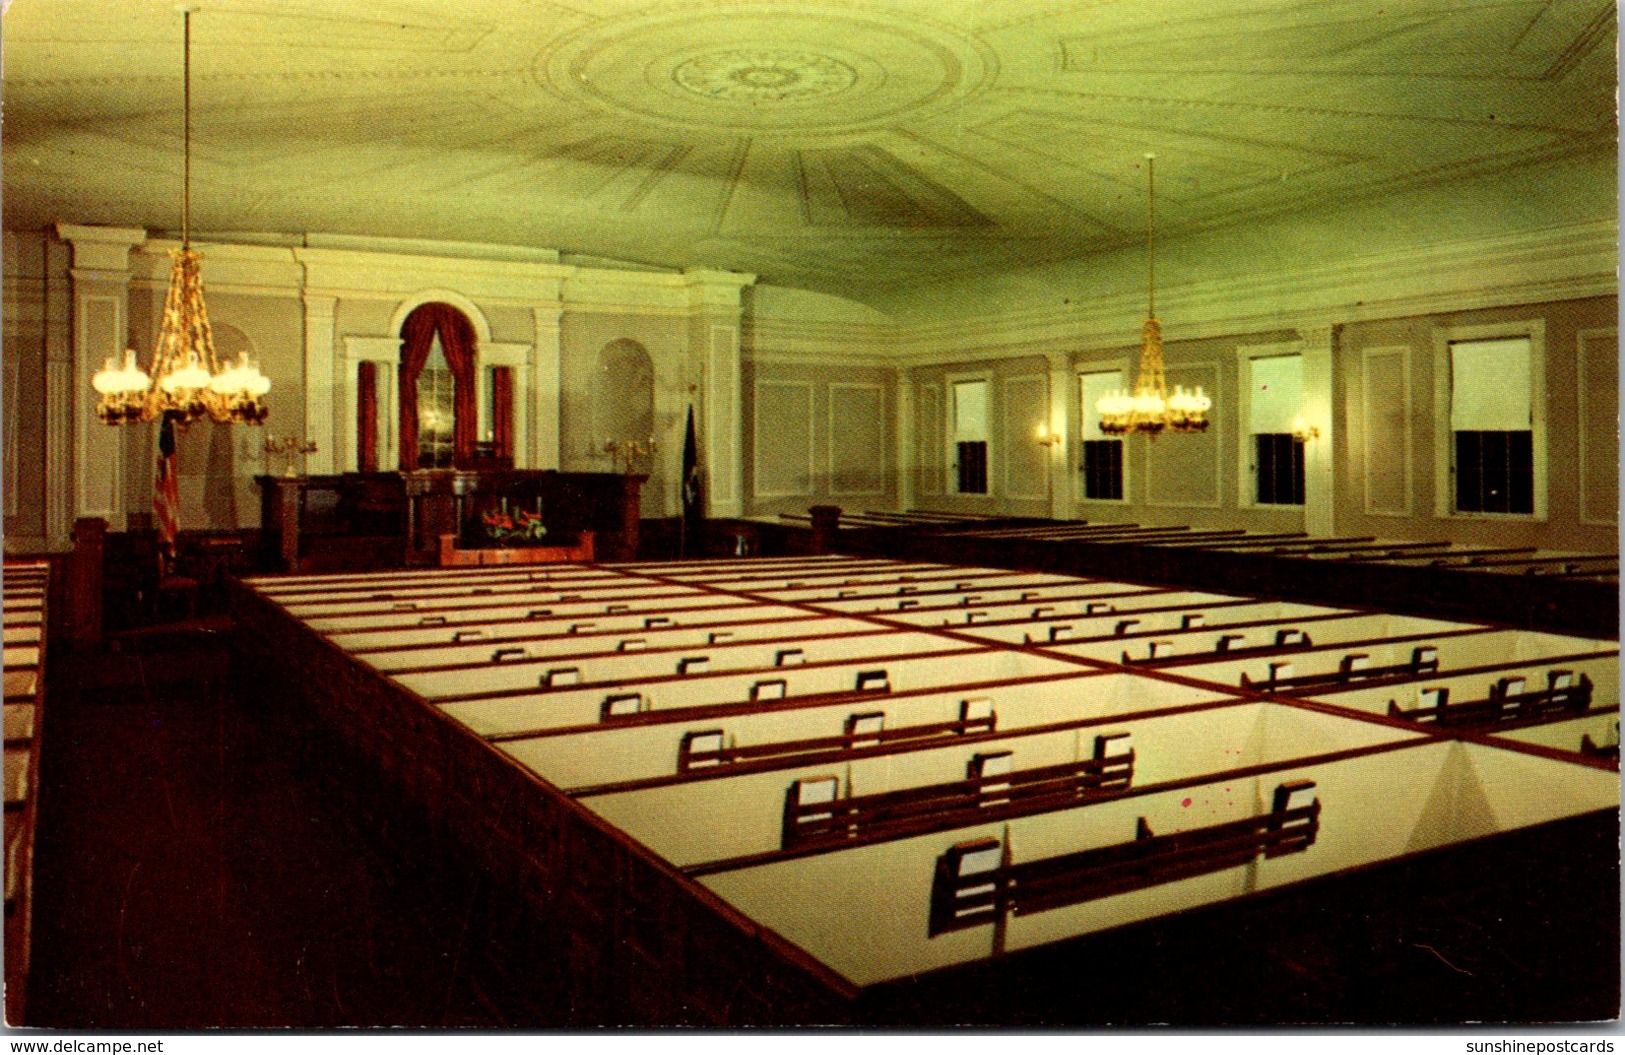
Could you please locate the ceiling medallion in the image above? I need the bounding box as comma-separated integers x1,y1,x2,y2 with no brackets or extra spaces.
673,50,857,104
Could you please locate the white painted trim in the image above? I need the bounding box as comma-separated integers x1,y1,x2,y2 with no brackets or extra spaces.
1576,326,1618,527
1142,361,1224,511
894,373,914,511
343,336,403,364
946,372,995,498
1360,346,1414,518
916,381,944,498
387,290,494,345
708,323,743,513
303,294,338,475
73,293,125,525
1430,319,1547,521
1234,342,1307,511
752,379,816,499
531,306,563,470
827,381,887,498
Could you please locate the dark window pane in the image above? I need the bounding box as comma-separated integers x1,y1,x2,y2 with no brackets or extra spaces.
956,440,988,494
1082,439,1124,500
1454,430,1533,514
1255,433,1304,505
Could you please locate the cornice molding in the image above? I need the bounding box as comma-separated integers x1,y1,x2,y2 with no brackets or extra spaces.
892,219,1618,364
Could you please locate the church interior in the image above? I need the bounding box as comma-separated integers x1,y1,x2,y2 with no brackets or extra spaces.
0,0,1618,1029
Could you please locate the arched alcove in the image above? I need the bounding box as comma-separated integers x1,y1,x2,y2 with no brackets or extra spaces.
593,339,655,471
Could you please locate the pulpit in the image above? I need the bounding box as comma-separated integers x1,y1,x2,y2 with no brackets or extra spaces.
258,470,644,572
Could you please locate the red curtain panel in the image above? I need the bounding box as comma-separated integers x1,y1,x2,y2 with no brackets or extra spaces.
491,365,514,461
398,303,478,469
356,360,378,472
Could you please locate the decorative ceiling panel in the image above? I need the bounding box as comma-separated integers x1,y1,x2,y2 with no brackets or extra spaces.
1,0,1614,303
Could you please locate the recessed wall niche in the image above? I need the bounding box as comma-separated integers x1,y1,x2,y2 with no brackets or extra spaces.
594,338,656,474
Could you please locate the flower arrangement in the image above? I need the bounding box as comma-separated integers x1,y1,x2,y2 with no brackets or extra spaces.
481,499,548,545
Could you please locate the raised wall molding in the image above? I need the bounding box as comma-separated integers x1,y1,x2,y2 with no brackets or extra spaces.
1359,346,1414,518
1577,327,1619,527
531,305,564,470
302,294,339,475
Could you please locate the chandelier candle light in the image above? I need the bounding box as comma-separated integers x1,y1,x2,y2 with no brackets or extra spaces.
1096,154,1210,437
90,7,271,427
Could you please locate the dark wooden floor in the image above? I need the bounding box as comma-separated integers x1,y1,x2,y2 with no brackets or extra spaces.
22,622,1620,1028
27,626,496,1029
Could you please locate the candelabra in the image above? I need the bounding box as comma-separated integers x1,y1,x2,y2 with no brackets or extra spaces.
602,437,655,475
264,435,318,478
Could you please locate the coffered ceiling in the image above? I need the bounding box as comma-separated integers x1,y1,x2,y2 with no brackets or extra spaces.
1,0,1615,305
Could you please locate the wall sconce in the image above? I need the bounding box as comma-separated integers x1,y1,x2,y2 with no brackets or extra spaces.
1291,416,1321,443
1035,423,1064,449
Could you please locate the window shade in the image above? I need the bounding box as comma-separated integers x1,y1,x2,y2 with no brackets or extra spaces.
952,380,989,441
1079,370,1124,441
1249,355,1303,434
1451,337,1532,431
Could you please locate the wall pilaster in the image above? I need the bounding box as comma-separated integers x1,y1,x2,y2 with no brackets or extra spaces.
55,223,146,537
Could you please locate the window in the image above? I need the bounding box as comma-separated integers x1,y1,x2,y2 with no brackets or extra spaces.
951,378,990,494
1078,370,1125,501
1247,355,1305,506
416,335,456,468
1449,337,1533,514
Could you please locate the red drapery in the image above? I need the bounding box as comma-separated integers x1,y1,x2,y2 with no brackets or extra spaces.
398,303,478,470
491,365,514,461
356,360,378,472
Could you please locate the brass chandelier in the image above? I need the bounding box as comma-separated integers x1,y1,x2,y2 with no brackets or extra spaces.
1096,154,1210,436
91,7,270,427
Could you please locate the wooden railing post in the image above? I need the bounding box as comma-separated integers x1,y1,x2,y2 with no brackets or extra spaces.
67,516,107,649
809,505,842,555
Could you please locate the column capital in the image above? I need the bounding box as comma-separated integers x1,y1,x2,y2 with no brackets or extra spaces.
54,224,147,274
301,292,338,315
683,269,756,312
1296,324,1337,350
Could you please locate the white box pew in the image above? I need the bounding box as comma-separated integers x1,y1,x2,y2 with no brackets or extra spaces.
1174,628,1610,694
279,580,706,620
696,739,1618,989
1088,613,1483,666
1318,654,1619,719
1,627,41,646
326,602,820,652
436,649,1086,739
811,580,1176,618
355,614,886,672
851,588,1247,627
501,673,1240,792
265,572,658,606
294,591,757,634
748,572,1089,605
577,701,1421,869
959,601,1350,647
392,629,974,699
246,563,625,597
1487,712,1619,758
642,558,945,583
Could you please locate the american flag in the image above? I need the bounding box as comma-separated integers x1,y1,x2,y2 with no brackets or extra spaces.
154,411,180,570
